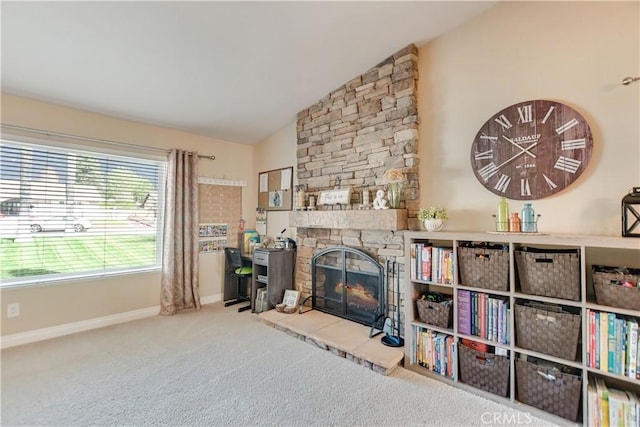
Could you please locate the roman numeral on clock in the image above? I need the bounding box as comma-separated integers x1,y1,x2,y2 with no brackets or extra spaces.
556,118,579,134
561,138,586,150
478,162,499,181
494,174,511,192
543,174,558,190
474,149,493,160
541,106,555,124
479,132,498,143
520,178,531,196
494,114,513,130
554,156,582,173
517,105,533,123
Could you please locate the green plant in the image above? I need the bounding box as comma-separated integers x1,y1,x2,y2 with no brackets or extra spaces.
417,206,447,221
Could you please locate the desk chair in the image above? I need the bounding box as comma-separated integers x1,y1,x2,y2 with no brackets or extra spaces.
224,247,252,312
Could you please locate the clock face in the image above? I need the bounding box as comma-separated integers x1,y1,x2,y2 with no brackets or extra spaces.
470,100,593,200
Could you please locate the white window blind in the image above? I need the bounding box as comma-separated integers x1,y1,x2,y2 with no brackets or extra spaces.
0,138,166,287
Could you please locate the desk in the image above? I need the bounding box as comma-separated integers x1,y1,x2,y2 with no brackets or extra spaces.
223,254,253,303
251,248,295,312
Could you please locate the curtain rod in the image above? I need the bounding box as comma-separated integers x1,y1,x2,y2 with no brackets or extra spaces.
0,123,216,160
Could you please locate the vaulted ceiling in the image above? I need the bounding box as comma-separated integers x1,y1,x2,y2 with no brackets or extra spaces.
1,1,495,144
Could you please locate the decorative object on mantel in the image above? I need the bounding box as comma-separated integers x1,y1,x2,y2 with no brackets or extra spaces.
417,206,447,231
383,168,405,209
318,188,352,208
372,189,389,210
359,187,370,210
622,187,640,237
294,184,306,211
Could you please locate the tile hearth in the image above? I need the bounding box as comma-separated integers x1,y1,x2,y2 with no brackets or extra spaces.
259,309,404,375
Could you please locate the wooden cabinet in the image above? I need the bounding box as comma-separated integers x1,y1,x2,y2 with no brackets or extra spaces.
251,248,295,312
404,231,640,426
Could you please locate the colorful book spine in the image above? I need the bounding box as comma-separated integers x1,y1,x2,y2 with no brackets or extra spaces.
595,310,601,370
410,243,417,280
497,299,504,344
588,309,596,368
421,245,431,281
628,318,638,379
431,247,439,283
478,292,486,339
608,312,616,374
457,290,471,336
601,311,609,373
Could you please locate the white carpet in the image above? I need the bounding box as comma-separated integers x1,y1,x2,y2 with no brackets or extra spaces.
1,303,558,426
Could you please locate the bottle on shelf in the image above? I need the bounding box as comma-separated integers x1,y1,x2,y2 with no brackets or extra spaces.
509,212,521,232
496,197,509,232
521,203,536,232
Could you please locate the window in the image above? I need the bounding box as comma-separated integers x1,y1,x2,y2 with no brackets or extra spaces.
0,137,166,287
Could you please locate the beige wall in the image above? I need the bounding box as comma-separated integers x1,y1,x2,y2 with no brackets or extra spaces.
258,1,640,237
418,1,639,234
1,94,255,336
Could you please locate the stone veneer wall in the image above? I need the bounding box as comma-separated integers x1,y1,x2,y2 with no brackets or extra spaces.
293,45,420,333
295,43,419,209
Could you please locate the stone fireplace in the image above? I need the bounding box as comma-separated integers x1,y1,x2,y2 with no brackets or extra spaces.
311,246,384,326
290,44,420,336
291,209,407,335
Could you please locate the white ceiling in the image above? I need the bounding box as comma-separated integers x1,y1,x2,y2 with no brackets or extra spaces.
1,1,495,145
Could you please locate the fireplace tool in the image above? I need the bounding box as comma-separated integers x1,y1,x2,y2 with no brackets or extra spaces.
369,259,391,338
381,260,404,347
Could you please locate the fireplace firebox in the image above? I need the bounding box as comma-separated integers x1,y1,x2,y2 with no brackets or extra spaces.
311,246,384,326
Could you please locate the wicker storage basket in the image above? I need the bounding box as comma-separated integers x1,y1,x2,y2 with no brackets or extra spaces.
458,246,509,291
592,265,640,311
514,304,581,361
458,343,509,397
416,299,453,328
515,247,580,301
515,358,582,422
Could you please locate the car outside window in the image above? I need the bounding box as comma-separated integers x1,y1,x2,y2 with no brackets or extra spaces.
0,139,166,287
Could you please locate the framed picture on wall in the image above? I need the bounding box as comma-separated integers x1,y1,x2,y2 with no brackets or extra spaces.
258,166,293,211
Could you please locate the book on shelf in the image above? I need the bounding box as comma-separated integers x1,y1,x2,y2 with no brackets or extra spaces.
410,243,417,280
587,381,598,427
608,313,616,374
587,309,639,378
606,387,638,427
421,244,432,281
413,326,454,380
457,290,472,336
461,291,509,344
410,243,441,282
601,312,609,373
626,317,638,380
595,377,610,427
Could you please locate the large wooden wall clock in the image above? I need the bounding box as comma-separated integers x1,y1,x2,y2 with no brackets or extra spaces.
470,99,593,200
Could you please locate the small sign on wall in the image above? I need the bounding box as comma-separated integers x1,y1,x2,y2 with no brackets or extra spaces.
318,188,352,206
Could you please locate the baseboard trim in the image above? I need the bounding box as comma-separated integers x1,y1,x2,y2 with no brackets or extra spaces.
1,293,223,350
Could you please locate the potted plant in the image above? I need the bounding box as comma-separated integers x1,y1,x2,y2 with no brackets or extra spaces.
417,207,448,231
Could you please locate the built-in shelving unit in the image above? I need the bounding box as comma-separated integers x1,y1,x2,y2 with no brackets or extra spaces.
404,231,640,426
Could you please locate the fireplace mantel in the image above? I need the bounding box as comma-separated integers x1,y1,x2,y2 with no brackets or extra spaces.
289,209,408,231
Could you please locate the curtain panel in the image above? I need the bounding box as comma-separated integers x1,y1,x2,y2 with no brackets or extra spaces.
160,149,200,315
